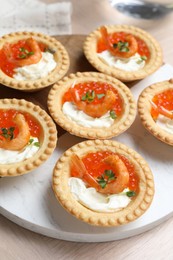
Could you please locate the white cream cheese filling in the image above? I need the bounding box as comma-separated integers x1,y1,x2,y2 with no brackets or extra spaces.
0,137,40,164
62,101,114,128
156,114,173,134
68,177,131,213
13,52,57,80
98,50,145,71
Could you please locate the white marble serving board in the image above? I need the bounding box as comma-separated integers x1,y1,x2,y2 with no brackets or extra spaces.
0,64,173,242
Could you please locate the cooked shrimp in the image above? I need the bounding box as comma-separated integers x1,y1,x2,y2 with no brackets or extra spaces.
158,106,173,119
0,113,30,151
111,34,138,59
98,155,129,194
3,37,42,67
70,154,129,194
100,26,138,58
70,89,117,118
100,26,111,49
151,100,173,120
2,42,13,61
70,154,99,189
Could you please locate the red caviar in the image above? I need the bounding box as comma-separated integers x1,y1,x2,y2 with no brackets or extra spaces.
151,89,173,120
0,109,41,138
97,31,150,58
71,151,139,193
0,40,47,77
62,81,123,116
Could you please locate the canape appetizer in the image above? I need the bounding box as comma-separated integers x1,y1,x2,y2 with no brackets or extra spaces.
47,72,136,139
138,78,173,145
83,25,163,82
0,98,57,177
53,139,154,226
0,32,70,91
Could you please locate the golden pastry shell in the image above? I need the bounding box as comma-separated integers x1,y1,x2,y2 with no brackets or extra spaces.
83,25,163,82
0,31,70,92
0,98,57,177
47,71,137,139
138,78,173,146
52,139,154,227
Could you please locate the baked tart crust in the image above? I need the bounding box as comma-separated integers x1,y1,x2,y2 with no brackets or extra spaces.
0,31,70,91
47,71,137,139
0,98,57,177
83,25,163,82
52,139,154,227
138,78,173,146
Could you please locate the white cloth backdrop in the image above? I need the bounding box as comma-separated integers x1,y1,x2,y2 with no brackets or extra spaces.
0,0,72,36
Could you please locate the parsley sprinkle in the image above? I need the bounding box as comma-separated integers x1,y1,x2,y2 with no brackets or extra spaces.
126,191,136,197
18,47,34,59
97,93,105,99
97,176,107,189
113,41,129,52
137,55,147,64
0,127,15,140
28,139,40,147
110,110,117,119
81,90,95,102
34,142,40,147
28,139,34,145
97,169,116,189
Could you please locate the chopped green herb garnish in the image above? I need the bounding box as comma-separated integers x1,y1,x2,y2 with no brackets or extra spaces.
113,41,129,52
0,127,15,140
137,55,147,64
28,138,34,145
97,176,107,189
19,54,27,59
137,56,147,64
126,191,136,197
81,91,107,102
81,90,95,102
110,110,117,119
34,142,40,147
97,169,116,189
104,169,116,181
18,47,34,59
141,55,147,61
97,93,105,99
19,47,25,52
28,139,40,147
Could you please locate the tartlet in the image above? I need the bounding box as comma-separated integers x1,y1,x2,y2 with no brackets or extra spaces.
0,31,70,91
138,78,173,146
0,98,57,177
52,139,154,227
83,25,163,82
47,71,136,139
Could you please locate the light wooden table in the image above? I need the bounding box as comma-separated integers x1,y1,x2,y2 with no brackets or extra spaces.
1,1,173,259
